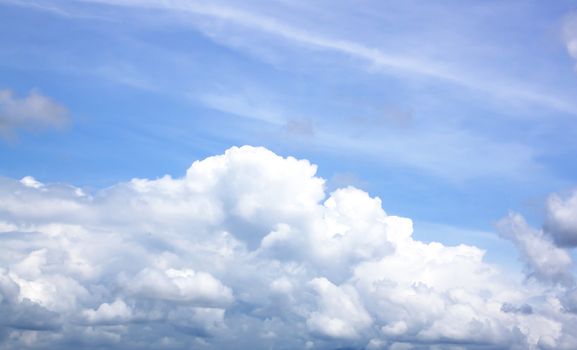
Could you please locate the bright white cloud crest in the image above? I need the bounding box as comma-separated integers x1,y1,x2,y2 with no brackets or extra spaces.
0,146,576,349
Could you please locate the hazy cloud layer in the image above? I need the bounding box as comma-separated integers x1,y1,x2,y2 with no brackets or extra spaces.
79,0,577,114
0,89,68,139
1,146,576,349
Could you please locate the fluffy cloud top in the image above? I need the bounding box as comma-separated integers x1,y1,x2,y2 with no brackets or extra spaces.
0,146,576,349
0,89,68,139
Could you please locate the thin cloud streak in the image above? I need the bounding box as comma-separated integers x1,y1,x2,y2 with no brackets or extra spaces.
80,0,577,115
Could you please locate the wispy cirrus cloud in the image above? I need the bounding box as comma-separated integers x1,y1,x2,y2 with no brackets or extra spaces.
4,0,576,114
0,0,569,184
73,0,577,115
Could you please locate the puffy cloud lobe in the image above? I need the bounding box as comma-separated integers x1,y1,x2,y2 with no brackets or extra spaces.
497,213,574,286
82,299,132,325
545,190,577,247
0,89,68,139
0,270,61,332
0,146,576,349
307,277,372,340
126,268,233,307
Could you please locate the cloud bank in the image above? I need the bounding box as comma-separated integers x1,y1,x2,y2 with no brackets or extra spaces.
0,89,68,139
1,146,576,349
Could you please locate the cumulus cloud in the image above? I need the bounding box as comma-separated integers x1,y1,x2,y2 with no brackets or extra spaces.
497,213,574,286
0,146,576,349
545,189,577,247
125,268,233,307
0,89,68,139
82,299,132,325
306,277,372,340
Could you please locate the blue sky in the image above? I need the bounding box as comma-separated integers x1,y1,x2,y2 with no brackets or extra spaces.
3,0,577,249
2,1,577,349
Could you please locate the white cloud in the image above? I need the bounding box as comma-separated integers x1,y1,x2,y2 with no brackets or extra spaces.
0,89,68,139
545,189,577,247
82,299,133,325
19,176,44,189
497,213,574,286
8,1,575,114
307,277,372,340
126,268,233,307
70,0,577,115
0,146,576,349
